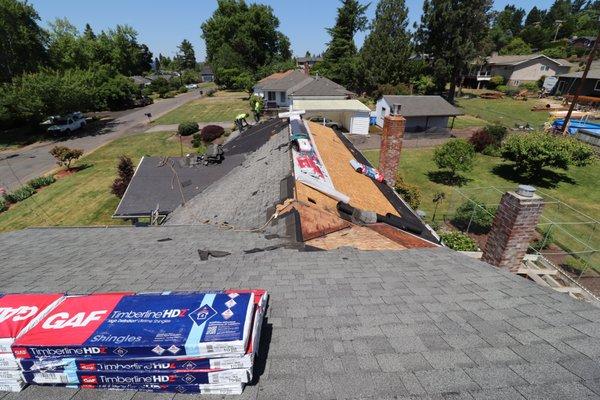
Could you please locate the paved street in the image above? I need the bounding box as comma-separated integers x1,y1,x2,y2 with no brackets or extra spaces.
0,90,204,191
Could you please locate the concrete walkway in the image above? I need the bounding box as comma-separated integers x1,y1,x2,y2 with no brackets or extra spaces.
0,90,206,191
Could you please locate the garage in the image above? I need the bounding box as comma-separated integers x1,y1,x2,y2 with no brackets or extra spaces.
292,99,371,135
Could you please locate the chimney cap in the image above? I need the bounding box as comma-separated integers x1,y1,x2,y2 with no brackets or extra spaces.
517,184,536,197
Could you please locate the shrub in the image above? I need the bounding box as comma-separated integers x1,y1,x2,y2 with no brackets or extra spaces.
0,197,6,213
27,176,56,189
496,85,519,96
200,124,225,142
192,133,202,148
501,132,596,177
394,176,421,210
440,231,478,251
530,227,555,252
484,124,507,143
452,199,495,234
178,121,199,136
249,94,264,114
482,145,501,157
433,139,475,176
489,75,505,88
49,146,83,169
178,86,188,94
412,75,435,95
519,82,539,92
111,156,135,198
469,130,495,152
5,185,35,204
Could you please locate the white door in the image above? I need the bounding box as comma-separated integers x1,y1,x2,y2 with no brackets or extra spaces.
349,112,370,135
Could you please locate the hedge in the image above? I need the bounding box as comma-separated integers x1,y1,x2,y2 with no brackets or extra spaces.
27,176,56,189
178,121,199,136
5,185,36,204
200,125,225,143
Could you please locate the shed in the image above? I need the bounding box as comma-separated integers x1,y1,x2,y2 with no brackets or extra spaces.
375,95,462,132
293,99,371,135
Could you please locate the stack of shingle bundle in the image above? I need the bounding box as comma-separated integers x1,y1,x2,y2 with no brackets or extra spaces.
0,293,64,392
8,290,268,395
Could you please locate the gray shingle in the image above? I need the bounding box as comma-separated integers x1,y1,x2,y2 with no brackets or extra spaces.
1,227,600,399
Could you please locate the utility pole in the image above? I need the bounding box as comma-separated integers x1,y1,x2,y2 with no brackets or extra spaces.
561,28,600,136
553,20,563,42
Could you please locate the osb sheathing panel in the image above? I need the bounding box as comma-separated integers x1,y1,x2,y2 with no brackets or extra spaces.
306,225,406,251
294,203,351,241
301,122,399,217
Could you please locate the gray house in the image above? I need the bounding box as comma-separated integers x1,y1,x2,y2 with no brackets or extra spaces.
201,65,214,83
375,95,463,132
466,54,573,88
555,69,600,98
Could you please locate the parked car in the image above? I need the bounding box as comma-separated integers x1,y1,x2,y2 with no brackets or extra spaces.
47,113,86,135
308,116,341,130
185,83,199,90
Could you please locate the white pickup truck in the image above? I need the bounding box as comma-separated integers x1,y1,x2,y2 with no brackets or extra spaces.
47,113,86,135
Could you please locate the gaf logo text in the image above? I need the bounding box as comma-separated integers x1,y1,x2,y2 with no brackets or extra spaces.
42,311,107,329
0,306,39,323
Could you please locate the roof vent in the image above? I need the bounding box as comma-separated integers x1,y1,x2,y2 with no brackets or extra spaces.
517,184,536,197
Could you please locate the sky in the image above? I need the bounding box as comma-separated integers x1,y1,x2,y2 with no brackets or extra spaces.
29,0,557,62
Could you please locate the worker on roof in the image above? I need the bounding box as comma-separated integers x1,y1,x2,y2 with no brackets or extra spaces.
235,113,250,132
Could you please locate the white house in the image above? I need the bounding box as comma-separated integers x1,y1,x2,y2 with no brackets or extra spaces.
375,95,462,132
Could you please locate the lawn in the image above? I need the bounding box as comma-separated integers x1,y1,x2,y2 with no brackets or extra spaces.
454,97,551,130
154,90,251,124
0,131,192,232
365,147,600,269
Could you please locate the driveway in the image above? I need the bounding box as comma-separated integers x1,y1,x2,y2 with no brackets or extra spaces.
0,90,204,191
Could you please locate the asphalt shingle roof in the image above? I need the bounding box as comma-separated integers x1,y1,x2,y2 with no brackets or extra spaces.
487,54,573,67
1,225,600,399
382,95,463,117
254,70,312,92
166,125,292,236
289,76,353,97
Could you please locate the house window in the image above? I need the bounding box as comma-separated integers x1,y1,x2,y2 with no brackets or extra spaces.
267,91,276,101
381,107,387,116
594,81,600,92
280,91,286,103
541,65,549,72
557,81,566,94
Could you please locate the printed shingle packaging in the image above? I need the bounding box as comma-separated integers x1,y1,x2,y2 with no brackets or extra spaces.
8,290,268,395
0,293,64,392
13,292,255,359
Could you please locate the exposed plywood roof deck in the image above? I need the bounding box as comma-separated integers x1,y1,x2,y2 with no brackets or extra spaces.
295,121,399,217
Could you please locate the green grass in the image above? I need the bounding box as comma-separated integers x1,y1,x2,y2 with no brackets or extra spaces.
450,114,488,129
0,131,192,232
455,97,551,130
365,147,600,270
154,90,251,124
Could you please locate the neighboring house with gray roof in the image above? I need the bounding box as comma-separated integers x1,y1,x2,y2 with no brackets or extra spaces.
555,68,600,98
465,54,574,88
200,64,214,82
129,75,152,86
253,70,353,109
375,95,463,132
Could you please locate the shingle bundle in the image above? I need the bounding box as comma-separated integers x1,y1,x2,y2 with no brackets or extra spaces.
0,293,64,392
4,290,267,395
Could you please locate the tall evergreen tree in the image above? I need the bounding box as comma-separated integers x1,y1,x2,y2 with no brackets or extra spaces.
415,0,492,103
524,6,545,26
0,0,48,81
360,0,412,90
83,23,96,40
317,0,369,89
177,39,196,70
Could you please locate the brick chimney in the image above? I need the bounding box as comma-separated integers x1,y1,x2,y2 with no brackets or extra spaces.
482,185,544,272
379,115,405,186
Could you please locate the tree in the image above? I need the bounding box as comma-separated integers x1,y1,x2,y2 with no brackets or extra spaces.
524,6,545,26
83,23,96,40
47,18,89,70
499,37,533,55
488,4,526,50
415,0,492,103
0,0,48,82
360,0,412,91
177,39,196,70
433,139,475,178
50,146,83,169
111,156,134,198
501,132,596,178
318,0,369,90
201,0,291,85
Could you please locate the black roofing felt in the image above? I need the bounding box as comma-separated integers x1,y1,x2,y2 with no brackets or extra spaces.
114,119,288,218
